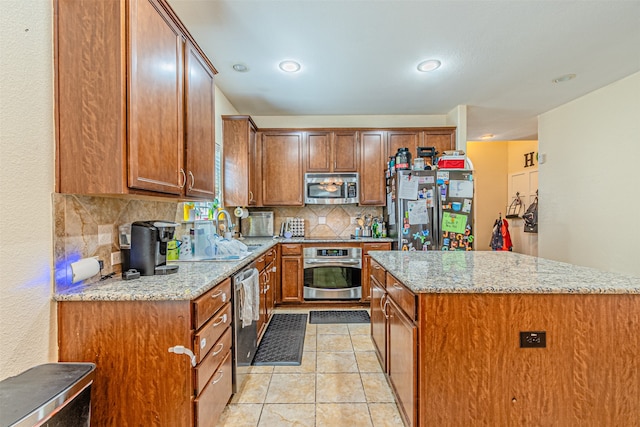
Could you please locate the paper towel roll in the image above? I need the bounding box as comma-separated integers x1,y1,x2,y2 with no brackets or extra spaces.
70,258,100,283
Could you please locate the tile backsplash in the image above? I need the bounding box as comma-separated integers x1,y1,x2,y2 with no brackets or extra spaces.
249,205,382,239
53,193,181,291
53,193,382,291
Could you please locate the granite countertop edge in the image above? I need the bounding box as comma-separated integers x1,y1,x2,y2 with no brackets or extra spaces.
53,237,394,302
369,251,640,295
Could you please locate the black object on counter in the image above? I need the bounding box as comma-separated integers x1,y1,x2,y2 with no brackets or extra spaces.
0,363,95,427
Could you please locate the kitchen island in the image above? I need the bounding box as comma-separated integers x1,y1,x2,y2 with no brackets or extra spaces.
368,251,640,427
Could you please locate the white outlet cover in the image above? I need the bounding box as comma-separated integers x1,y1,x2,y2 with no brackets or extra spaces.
318,216,326,224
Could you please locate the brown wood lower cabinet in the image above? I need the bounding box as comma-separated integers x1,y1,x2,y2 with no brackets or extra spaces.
279,244,303,303
369,259,640,426
57,278,233,426
387,297,417,427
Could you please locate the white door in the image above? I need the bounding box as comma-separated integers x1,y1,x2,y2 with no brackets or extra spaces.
508,170,538,256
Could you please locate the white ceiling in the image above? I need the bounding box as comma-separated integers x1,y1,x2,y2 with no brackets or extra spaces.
168,0,640,141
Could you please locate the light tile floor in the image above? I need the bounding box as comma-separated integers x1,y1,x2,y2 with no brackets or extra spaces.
217,308,405,427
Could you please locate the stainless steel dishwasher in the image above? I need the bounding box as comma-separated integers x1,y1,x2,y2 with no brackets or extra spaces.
232,262,259,393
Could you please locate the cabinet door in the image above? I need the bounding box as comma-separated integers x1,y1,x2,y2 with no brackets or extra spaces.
306,131,332,172
333,131,359,172
249,126,261,205
280,256,303,303
128,0,184,194
359,131,386,205
262,132,304,206
424,128,456,156
388,298,418,427
387,131,420,163
184,41,216,198
223,116,260,206
370,278,387,371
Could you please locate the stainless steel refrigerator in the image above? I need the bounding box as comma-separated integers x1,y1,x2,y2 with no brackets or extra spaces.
385,169,475,251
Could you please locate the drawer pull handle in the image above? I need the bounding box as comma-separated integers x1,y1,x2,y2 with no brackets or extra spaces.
211,290,227,303
211,371,224,385
213,313,228,327
212,342,224,356
168,345,196,367
200,338,207,349
373,264,381,270
393,283,403,290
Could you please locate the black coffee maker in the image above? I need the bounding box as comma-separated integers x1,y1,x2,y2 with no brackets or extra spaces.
130,221,180,276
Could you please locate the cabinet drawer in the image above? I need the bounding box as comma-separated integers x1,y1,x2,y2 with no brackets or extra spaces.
193,278,231,330
280,243,302,256
370,260,386,286
194,302,232,362
194,351,232,427
363,242,391,254
386,273,416,321
194,327,232,395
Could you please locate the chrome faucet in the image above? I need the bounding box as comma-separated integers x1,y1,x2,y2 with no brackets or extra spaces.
215,209,233,238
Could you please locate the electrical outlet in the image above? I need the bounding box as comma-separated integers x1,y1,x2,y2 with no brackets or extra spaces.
351,217,358,225
111,251,122,265
318,216,326,225
520,331,546,348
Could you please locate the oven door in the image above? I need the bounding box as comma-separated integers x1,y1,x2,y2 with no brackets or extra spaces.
303,259,362,300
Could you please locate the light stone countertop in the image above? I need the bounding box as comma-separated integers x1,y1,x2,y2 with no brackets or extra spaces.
369,251,640,294
53,237,393,302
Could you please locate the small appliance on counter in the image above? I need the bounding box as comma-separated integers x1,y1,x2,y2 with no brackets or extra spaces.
130,221,180,275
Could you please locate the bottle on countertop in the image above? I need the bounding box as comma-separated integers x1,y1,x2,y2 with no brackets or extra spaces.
381,222,387,238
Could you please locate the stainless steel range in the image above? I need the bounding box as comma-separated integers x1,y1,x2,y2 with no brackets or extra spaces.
303,246,362,300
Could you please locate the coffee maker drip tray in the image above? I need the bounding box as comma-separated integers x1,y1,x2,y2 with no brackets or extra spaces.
155,265,179,275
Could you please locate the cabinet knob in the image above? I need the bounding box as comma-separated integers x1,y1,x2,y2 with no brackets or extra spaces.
249,191,254,202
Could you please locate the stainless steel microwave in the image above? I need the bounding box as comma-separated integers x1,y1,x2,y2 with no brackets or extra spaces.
304,173,359,204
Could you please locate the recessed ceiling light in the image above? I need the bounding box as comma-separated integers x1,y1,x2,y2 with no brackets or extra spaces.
232,63,248,72
417,59,442,72
279,60,301,73
552,73,576,83
480,134,495,140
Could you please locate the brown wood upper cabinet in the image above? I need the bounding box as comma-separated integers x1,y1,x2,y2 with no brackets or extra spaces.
223,116,260,206
359,131,387,205
55,0,217,198
261,131,304,206
305,131,358,172
386,128,456,166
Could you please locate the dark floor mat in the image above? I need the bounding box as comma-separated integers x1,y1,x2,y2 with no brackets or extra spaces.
252,313,307,366
309,310,370,324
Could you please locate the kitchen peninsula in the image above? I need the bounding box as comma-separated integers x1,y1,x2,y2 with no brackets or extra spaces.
368,251,640,427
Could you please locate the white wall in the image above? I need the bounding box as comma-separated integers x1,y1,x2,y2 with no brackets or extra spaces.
0,0,57,379
214,85,239,145
538,72,640,275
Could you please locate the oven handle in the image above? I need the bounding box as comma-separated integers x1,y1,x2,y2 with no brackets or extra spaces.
305,260,360,265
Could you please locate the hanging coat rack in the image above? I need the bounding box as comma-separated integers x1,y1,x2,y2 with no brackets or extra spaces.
506,192,524,218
